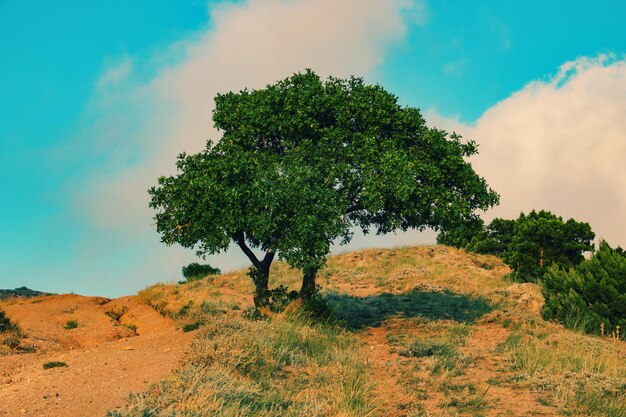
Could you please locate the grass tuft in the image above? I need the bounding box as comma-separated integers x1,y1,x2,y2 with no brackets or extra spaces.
63,320,78,330
43,361,68,369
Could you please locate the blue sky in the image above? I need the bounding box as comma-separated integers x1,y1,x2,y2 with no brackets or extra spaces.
2,0,626,297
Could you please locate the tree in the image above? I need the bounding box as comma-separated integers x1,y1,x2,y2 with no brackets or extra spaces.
149,70,499,307
440,210,595,282
181,263,221,282
466,217,515,256
505,210,594,281
436,216,485,249
542,241,626,338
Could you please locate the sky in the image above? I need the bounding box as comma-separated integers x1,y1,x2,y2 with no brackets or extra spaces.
1,0,626,297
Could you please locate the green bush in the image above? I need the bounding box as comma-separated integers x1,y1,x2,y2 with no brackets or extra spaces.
43,361,68,369
1,309,23,352
0,309,17,333
64,320,78,330
542,241,626,338
181,262,221,282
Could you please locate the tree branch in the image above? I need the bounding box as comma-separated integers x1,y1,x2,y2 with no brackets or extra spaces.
346,202,363,214
234,231,261,268
261,249,276,269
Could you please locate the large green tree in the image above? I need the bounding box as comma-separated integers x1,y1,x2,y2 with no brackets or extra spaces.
149,70,499,307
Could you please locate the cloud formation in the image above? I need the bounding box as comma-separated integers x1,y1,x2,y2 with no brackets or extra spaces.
430,55,626,247
70,0,424,295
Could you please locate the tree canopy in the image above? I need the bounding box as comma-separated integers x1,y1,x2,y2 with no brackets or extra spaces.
149,70,499,307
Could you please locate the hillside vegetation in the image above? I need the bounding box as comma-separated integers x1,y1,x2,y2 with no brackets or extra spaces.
111,245,626,417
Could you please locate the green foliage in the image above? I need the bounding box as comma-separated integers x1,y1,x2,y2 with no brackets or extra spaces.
466,217,515,256
441,210,595,282
1,309,23,351
505,210,594,281
64,320,78,330
542,241,626,338
149,69,498,299
267,285,299,313
0,309,17,333
43,361,67,369
181,262,221,282
436,217,485,248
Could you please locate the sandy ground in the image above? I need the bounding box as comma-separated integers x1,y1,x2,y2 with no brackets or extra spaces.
0,294,194,417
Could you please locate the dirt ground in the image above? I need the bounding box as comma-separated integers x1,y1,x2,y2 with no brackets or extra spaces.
0,294,194,417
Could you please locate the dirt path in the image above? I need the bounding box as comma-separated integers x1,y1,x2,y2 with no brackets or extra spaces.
0,294,194,417
358,326,416,417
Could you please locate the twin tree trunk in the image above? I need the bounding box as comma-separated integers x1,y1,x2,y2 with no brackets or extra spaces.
235,233,317,309
252,264,317,308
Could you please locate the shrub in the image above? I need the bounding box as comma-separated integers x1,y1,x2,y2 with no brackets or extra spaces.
542,241,626,338
43,361,68,369
0,309,17,333
0,309,23,352
180,262,221,282
64,320,78,330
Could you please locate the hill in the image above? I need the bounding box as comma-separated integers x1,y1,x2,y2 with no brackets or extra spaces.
1,245,625,417
0,286,54,300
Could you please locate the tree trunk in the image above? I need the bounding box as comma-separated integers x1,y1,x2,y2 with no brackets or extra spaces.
251,263,271,308
299,269,317,300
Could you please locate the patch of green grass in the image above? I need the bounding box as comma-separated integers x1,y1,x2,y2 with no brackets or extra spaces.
124,323,137,333
63,320,78,330
400,339,456,358
182,321,203,332
444,385,491,414
43,361,67,369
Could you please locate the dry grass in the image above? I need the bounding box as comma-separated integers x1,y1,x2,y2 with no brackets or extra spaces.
113,245,625,417
500,318,626,416
109,312,375,417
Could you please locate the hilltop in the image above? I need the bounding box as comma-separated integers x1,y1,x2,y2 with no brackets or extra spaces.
0,286,54,300
1,245,624,417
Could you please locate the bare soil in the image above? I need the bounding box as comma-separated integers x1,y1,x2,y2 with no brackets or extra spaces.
0,294,193,417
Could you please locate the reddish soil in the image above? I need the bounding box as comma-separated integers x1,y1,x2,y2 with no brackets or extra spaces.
0,294,194,417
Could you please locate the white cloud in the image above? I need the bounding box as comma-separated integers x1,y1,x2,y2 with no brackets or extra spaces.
68,0,424,295
429,55,626,248
95,58,133,89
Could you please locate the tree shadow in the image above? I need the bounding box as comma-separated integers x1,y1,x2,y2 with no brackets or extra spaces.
325,289,492,330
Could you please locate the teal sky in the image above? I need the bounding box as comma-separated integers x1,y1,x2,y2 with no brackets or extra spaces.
2,0,626,297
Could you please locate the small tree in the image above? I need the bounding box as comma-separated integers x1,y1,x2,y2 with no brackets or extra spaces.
542,241,626,338
149,70,499,307
436,217,485,249
440,210,595,281
505,210,594,281
181,263,221,282
466,217,515,256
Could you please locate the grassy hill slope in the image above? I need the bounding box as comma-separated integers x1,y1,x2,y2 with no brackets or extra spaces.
110,245,626,417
